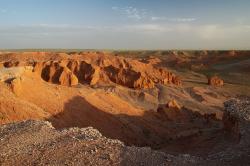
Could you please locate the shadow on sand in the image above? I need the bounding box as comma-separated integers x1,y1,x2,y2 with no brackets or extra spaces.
47,95,237,156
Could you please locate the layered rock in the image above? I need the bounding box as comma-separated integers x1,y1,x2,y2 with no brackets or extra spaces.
103,65,155,89
1,52,181,89
40,62,64,84
59,67,78,86
67,61,100,85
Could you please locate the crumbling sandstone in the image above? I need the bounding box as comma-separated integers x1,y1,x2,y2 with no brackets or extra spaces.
59,67,78,86
208,76,224,86
0,66,33,82
0,62,4,68
10,77,22,96
28,53,182,89
67,61,100,85
103,65,155,89
157,100,183,120
167,99,182,111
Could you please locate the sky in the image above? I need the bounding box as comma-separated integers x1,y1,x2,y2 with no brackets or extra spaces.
0,0,250,49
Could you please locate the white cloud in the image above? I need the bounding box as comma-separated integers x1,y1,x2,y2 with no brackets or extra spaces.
1,23,249,37
120,23,250,41
25,24,72,28
112,6,196,23
168,18,197,22
244,25,250,29
151,17,166,21
1,23,250,49
0,24,119,36
197,25,219,39
195,24,250,40
112,6,147,20
122,24,172,32
151,16,196,22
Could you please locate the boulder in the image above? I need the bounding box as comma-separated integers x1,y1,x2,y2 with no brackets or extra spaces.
208,76,224,86
172,76,182,86
166,99,182,111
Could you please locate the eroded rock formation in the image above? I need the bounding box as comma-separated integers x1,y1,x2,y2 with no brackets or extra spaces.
1,52,181,89
59,67,79,86
37,60,181,89
166,99,182,110
208,76,224,86
10,77,22,96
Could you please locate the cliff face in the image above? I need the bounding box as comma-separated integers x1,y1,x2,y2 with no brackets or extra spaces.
1,52,181,89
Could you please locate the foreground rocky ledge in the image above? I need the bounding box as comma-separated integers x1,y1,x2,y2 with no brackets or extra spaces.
0,120,199,166
0,97,250,166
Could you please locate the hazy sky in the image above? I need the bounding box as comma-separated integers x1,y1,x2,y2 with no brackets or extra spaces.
0,0,250,49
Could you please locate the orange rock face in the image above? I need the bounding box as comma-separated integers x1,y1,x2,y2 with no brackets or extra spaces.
1,52,181,89
10,77,22,96
166,99,182,111
157,100,200,123
208,76,224,86
103,65,155,89
59,67,78,86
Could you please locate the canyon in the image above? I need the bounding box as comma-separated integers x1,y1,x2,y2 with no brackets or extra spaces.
0,50,250,165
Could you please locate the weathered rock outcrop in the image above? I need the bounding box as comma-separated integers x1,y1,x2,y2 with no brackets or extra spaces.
40,62,64,84
10,77,22,96
67,61,100,85
166,99,182,111
23,52,182,89
0,120,201,165
103,65,155,89
59,67,78,86
208,76,224,86
222,97,250,141
0,66,33,82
